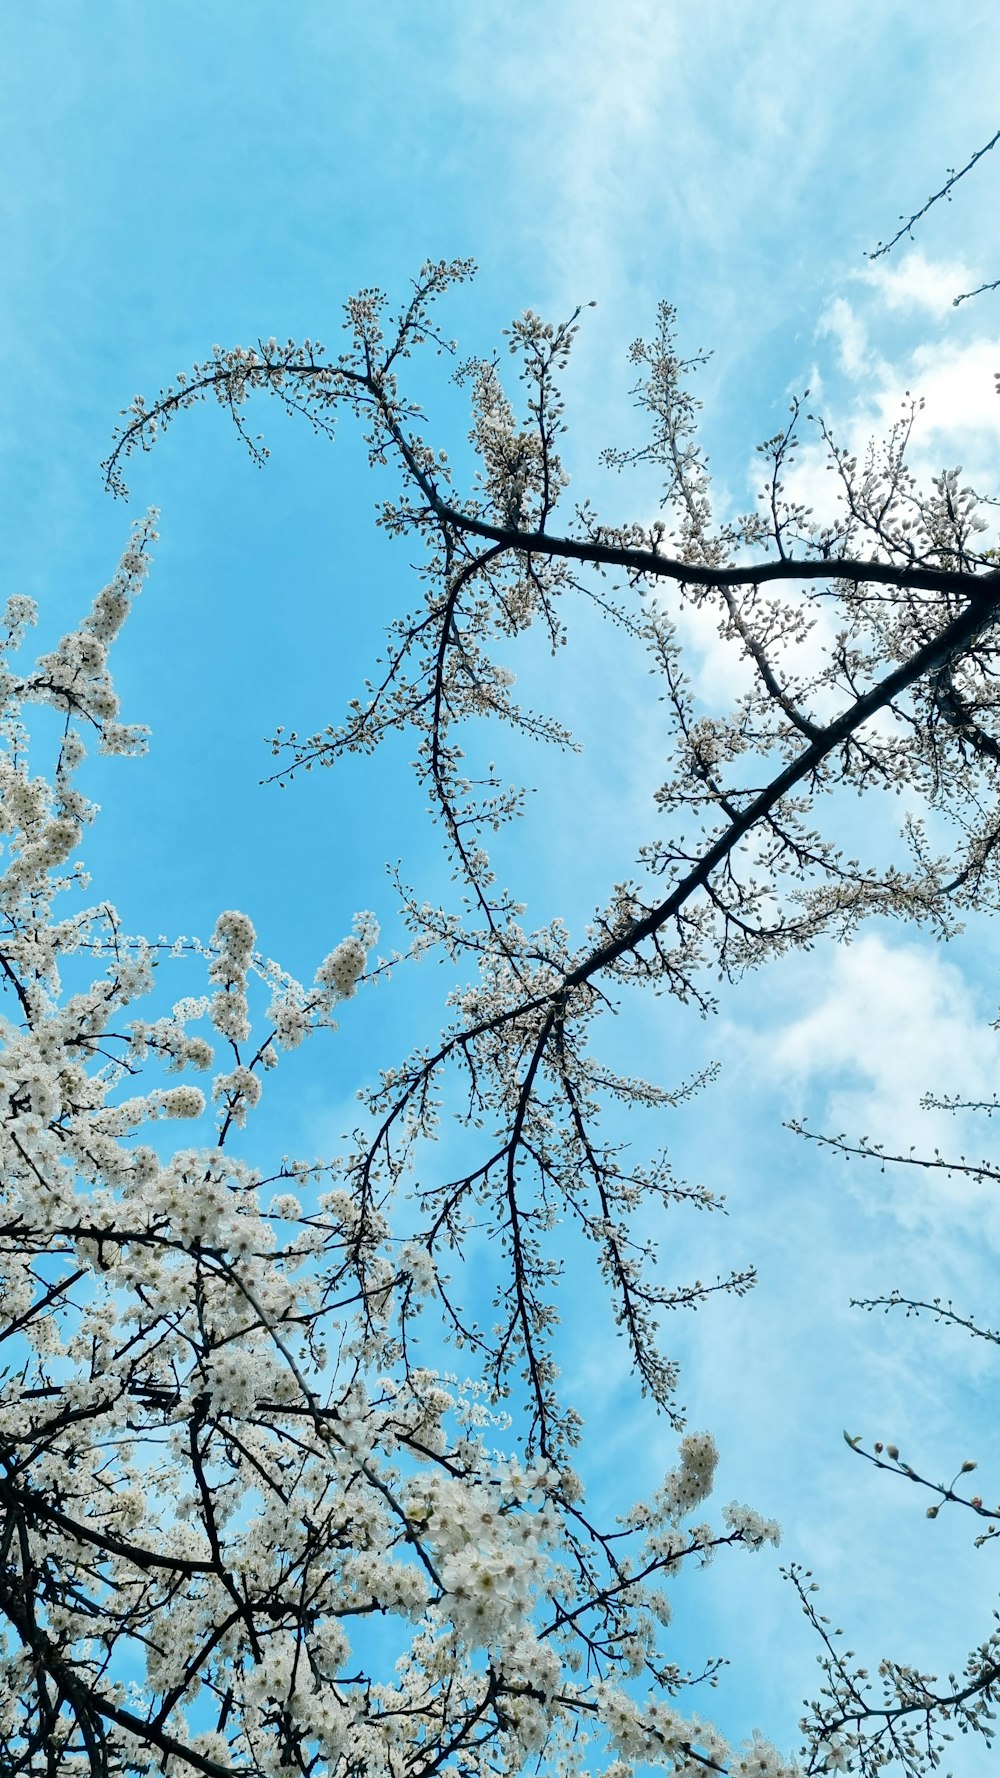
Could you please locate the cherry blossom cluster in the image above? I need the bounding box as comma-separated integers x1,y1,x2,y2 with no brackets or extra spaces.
0,522,800,1777
84,258,1000,1774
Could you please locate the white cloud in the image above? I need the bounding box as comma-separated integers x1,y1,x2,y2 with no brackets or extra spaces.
838,262,1000,454
752,931,1000,1229
818,295,875,380
667,590,757,707
882,334,1000,448
769,265,1000,544
862,247,984,319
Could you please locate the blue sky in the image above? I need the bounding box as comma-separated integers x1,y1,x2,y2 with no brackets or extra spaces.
4,0,1000,1765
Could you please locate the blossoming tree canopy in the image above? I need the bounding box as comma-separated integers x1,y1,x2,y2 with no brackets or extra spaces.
0,519,796,1775
7,252,1000,1775
102,263,1000,1479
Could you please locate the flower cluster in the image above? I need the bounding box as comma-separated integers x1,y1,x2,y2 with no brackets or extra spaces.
208,907,256,1042
85,259,1000,1778
316,932,367,998
0,523,805,1778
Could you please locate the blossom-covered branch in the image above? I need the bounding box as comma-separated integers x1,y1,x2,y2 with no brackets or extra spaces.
103,264,1000,1459
0,522,796,1774
95,262,1000,1771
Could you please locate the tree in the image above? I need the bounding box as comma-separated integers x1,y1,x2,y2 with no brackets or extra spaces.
0,503,786,1778
4,258,1000,1776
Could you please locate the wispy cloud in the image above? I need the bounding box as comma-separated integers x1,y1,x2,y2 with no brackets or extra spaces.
734,930,1000,1234
862,246,986,318
818,294,881,380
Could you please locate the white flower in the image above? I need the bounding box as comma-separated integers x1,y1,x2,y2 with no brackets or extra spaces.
269,1193,301,1220
397,1241,436,1295
723,1501,781,1548
163,1085,206,1119
315,935,367,998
